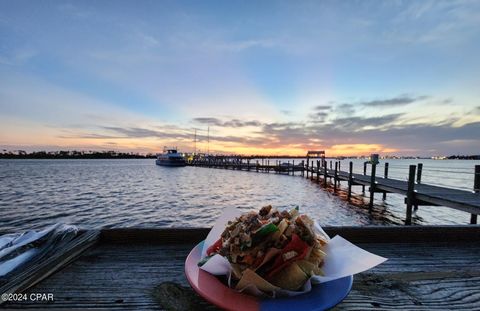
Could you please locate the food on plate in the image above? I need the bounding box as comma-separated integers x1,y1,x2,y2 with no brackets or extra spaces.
201,205,328,292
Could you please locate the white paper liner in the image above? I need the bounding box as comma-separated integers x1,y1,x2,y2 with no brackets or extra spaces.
200,207,387,297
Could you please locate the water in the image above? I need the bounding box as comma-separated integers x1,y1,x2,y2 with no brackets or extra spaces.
0,159,478,233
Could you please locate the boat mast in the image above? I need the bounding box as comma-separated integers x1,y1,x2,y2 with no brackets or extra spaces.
194,129,197,154
207,126,210,155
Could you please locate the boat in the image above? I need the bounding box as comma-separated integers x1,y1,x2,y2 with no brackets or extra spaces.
155,147,187,167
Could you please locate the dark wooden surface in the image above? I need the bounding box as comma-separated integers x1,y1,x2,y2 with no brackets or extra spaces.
2,227,480,310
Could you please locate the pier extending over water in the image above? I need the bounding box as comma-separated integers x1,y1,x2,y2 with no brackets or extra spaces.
190,156,480,225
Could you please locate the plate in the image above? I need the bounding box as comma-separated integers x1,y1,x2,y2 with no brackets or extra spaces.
185,241,353,311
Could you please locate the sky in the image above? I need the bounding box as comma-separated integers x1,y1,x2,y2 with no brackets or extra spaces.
1,0,479,156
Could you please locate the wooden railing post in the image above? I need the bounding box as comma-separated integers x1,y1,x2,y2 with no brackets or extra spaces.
323,160,328,188
311,161,314,180
334,162,338,193
471,165,479,224
328,160,331,182
348,161,353,201
369,163,376,212
383,162,389,200
414,163,423,210
416,163,423,184
306,160,309,178
406,165,417,225
316,160,320,182
301,160,304,177
362,162,367,194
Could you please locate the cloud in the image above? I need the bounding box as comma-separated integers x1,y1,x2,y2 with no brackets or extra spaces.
192,117,263,128
308,111,329,123
331,114,404,130
442,98,453,104
102,127,163,138
334,103,356,115
360,95,429,107
313,105,332,111
252,116,480,154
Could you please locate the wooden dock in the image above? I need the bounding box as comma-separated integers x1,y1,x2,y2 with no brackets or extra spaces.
190,156,480,225
2,227,479,310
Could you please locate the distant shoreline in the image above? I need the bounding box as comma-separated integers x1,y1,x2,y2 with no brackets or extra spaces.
1,153,479,160
0,151,156,159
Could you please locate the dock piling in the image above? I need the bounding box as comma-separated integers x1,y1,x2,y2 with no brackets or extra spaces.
329,161,332,182
306,160,309,178
323,160,327,188
347,161,353,200
311,161,314,181
362,162,367,194
334,162,338,193
383,162,389,200
406,165,417,225
316,160,320,182
471,165,480,224
369,163,376,212
414,163,423,210
417,163,423,184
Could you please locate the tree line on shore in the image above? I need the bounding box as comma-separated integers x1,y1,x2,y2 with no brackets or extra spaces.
0,150,157,159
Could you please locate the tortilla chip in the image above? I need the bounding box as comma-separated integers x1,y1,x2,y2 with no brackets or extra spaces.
235,268,280,293
268,262,309,291
295,259,316,276
254,248,281,271
271,218,288,241
230,263,243,279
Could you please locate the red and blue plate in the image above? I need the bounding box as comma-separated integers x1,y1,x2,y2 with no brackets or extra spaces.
185,241,353,311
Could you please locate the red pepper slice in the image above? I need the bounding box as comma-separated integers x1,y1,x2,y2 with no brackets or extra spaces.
266,234,310,278
253,254,265,268
206,238,222,256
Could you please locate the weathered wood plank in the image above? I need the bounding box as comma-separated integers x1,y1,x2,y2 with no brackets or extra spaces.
2,228,480,310
3,239,479,310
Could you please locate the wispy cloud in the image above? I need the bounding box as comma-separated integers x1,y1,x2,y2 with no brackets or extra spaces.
193,117,263,128
360,95,429,107
313,105,332,111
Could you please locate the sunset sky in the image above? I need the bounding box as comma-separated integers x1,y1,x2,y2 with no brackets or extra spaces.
1,1,479,156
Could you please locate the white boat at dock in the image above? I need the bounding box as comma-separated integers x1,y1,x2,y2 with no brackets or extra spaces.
155,147,186,167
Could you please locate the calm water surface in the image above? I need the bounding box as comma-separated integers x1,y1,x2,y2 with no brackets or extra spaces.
0,159,478,233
